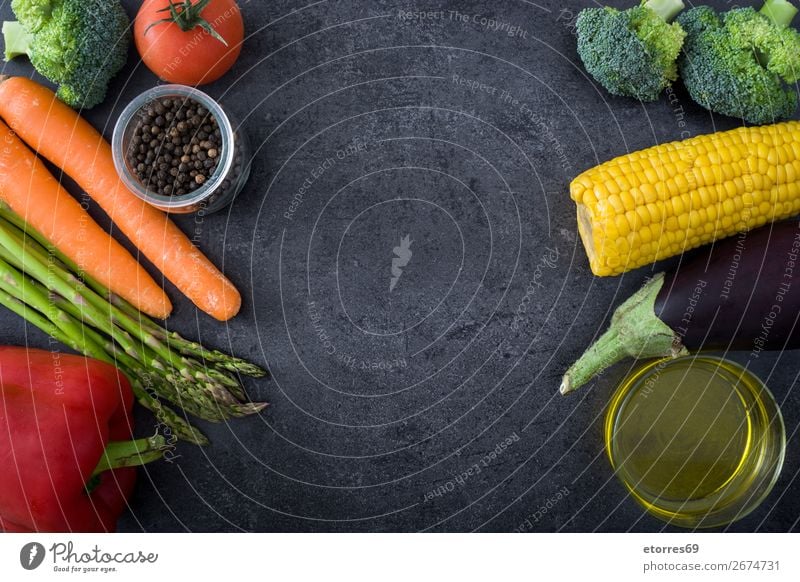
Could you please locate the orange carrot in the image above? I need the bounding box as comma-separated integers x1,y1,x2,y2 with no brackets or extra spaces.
0,76,241,321
0,119,172,318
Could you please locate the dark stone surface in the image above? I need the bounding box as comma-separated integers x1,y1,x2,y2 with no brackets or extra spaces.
0,0,798,532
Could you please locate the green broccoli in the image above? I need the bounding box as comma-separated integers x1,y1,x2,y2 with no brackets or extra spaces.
2,0,131,109
677,0,800,124
576,0,687,101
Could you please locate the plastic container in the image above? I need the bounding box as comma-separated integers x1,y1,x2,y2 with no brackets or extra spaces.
605,356,785,528
112,84,251,214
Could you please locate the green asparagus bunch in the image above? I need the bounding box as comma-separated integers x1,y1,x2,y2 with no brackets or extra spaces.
0,202,267,445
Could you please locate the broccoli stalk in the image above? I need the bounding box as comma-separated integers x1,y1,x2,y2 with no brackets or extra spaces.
760,0,799,27
755,0,799,74
2,0,131,109
576,0,687,102
2,21,33,62
647,0,686,23
677,0,800,124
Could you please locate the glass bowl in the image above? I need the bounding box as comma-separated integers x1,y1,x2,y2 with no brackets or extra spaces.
605,356,785,528
112,84,251,214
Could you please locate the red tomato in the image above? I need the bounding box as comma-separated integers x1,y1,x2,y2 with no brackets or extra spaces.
134,0,244,85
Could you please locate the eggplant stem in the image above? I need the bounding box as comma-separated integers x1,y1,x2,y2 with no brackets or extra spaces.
560,326,628,395
560,273,688,395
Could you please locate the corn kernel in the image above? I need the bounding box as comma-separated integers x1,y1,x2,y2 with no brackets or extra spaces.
615,214,631,236
640,183,658,203
608,194,624,214
786,163,797,183
666,216,679,231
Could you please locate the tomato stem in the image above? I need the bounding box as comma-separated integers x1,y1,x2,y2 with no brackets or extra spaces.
145,0,229,47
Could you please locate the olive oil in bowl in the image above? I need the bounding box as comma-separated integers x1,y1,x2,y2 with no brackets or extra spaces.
605,356,785,528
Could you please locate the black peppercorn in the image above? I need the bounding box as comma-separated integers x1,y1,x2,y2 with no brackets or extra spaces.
126,96,223,198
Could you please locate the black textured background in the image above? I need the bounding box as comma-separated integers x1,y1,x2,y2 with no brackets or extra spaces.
1,0,798,532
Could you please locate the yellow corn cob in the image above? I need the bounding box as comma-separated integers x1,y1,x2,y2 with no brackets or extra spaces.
571,121,800,276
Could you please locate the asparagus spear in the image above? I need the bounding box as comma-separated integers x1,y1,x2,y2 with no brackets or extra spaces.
0,211,267,444
0,201,266,378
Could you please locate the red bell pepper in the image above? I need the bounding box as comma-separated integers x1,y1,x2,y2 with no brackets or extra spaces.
0,347,165,532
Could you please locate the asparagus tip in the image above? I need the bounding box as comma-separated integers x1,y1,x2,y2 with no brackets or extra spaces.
236,402,269,415
185,431,211,447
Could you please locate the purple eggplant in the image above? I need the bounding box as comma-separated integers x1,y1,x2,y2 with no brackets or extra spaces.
561,219,800,394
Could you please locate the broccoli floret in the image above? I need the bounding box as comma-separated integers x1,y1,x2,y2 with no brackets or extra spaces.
677,0,800,124
576,0,687,101
3,0,131,109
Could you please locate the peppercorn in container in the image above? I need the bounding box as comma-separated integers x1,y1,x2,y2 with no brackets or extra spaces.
112,85,251,214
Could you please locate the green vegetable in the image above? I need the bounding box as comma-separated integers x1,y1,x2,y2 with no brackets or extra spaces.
2,0,131,109
0,202,268,446
576,0,686,101
2,21,32,61
677,0,800,124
